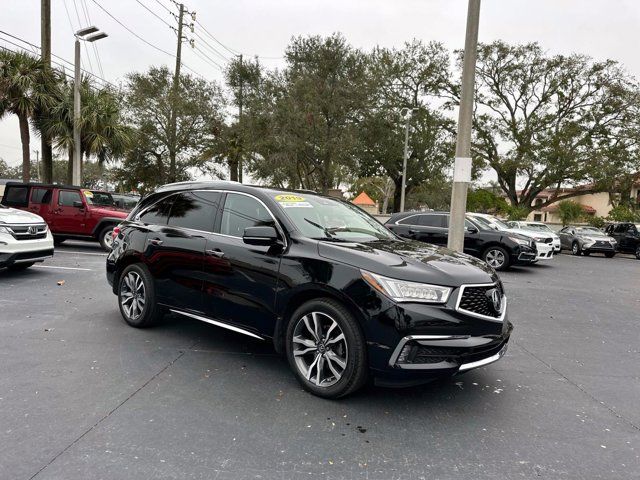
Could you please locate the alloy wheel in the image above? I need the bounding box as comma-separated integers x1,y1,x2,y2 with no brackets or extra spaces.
485,249,506,269
572,243,579,255
292,312,348,388
103,229,114,249
120,271,146,320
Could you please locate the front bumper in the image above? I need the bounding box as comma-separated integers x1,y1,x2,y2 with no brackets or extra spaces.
514,244,537,264
0,232,54,267
534,242,554,260
553,239,561,252
582,240,616,253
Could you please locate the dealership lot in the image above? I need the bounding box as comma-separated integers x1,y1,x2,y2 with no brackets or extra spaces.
1,244,638,480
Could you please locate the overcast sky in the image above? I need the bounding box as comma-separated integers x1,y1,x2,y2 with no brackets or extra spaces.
2,0,640,172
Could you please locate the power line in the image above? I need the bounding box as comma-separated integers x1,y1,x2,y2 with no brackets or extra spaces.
81,0,106,79
0,30,115,89
191,45,224,70
135,0,173,29
192,30,231,63
89,0,175,58
153,0,173,15
194,20,239,56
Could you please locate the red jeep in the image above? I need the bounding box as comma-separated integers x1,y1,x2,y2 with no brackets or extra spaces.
1,182,128,251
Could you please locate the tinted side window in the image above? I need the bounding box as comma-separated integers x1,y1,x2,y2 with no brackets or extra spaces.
139,195,175,225
167,191,222,232
31,188,52,204
4,186,29,206
58,190,82,207
397,215,419,226
219,193,274,237
419,214,445,227
614,224,627,233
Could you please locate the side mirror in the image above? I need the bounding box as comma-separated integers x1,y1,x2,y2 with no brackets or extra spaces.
243,226,280,246
73,201,84,209
465,226,478,234
628,228,636,235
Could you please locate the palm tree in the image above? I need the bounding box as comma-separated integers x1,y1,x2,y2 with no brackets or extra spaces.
0,49,58,181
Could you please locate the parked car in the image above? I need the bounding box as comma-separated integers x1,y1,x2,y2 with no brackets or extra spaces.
558,225,617,257
107,182,512,398
467,213,556,260
506,220,562,253
1,182,128,251
604,222,640,259
0,203,54,270
385,211,537,271
111,193,140,211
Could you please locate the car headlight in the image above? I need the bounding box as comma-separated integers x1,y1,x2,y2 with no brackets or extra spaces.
361,270,451,303
0,226,11,234
508,236,530,246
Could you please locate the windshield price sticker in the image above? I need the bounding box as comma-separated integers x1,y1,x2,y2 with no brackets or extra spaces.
275,194,313,208
275,194,305,202
281,201,313,208
83,190,94,198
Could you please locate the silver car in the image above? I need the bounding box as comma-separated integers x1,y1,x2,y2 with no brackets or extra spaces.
558,226,617,257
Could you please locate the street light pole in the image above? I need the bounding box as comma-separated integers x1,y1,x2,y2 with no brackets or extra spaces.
72,27,107,187
72,37,81,186
400,107,418,213
447,0,481,252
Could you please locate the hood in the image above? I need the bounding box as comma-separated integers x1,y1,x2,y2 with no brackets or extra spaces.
504,227,555,241
88,205,129,218
318,238,497,287
0,206,45,224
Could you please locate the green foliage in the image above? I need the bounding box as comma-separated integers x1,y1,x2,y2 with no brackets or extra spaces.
557,201,584,226
504,205,530,221
469,41,640,214
466,189,509,214
606,205,640,222
587,215,606,228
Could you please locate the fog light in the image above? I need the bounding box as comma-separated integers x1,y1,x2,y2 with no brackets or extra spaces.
397,344,413,363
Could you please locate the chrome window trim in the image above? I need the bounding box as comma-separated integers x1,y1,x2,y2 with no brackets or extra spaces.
454,282,507,323
170,309,264,340
134,189,288,249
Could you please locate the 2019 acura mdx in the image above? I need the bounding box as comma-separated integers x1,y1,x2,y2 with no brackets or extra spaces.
106,182,512,398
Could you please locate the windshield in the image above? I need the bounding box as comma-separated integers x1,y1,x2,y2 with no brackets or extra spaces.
575,227,602,234
84,190,115,207
524,223,553,232
470,215,509,231
273,192,396,241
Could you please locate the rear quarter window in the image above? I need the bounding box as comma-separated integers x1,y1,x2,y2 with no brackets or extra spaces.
3,186,29,207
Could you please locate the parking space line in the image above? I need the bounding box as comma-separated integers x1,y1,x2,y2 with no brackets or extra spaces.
55,251,107,256
33,265,93,271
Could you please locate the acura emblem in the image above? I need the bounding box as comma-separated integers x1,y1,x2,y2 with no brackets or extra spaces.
486,288,502,314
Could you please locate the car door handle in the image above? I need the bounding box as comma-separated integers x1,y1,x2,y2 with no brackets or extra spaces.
205,248,225,258
147,238,163,246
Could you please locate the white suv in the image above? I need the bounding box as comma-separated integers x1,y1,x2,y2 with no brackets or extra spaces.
468,213,555,261
507,220,561,252
0,204,54,270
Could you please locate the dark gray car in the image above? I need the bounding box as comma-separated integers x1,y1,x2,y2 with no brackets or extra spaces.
558,225,617,257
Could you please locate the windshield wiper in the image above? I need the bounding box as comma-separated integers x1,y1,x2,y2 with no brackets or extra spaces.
304,218,334,238
326,226,386,240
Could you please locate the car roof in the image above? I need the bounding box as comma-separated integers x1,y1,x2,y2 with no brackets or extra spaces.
154,180,319,196
5,181,82,190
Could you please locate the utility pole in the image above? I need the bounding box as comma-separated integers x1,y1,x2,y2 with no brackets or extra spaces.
34,150,40,181
168,3,185,183
447,0,481,252
238,53,243,183
41,0,53,183
73,38,82,186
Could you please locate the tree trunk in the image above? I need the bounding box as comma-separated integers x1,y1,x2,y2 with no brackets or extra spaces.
169,149,176,182
67,146,73,185
228,158,238,182
18,114,31,182
392,176,403,213
41,138,53,183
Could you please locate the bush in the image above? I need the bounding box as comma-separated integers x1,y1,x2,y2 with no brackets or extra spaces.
606,205,640,222
587,215,606,228
557,200,584,226
504,205,529,220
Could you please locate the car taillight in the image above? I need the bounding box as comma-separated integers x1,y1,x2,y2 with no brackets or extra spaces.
112,226,121,239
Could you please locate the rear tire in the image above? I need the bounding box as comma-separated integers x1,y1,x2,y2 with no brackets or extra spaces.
8,262,35,271
635,246,640,260
583,251,590,256
482,246,510,271
604,252,615,258
117,264,163,328
98,225,115,251
53,237,65,247
286,298,368,399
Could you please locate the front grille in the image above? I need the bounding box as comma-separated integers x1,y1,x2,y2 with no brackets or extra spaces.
3,224,48,241
593,241,613,248
457,284,504,319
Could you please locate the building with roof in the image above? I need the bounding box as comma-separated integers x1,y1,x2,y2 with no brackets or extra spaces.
351,191,378,215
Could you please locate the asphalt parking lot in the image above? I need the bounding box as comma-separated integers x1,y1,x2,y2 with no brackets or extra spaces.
1,243,638,480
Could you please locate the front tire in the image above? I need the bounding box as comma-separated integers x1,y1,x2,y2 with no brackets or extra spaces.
605,252,615,258
483,246,510,271
286,298,368,399
98,225,115,251
572,242,581,256
635,246,640,260
117,264,163,328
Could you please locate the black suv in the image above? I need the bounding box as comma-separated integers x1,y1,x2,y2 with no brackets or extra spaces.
605,222,640,259
107,182,512,398
385,211,536,271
